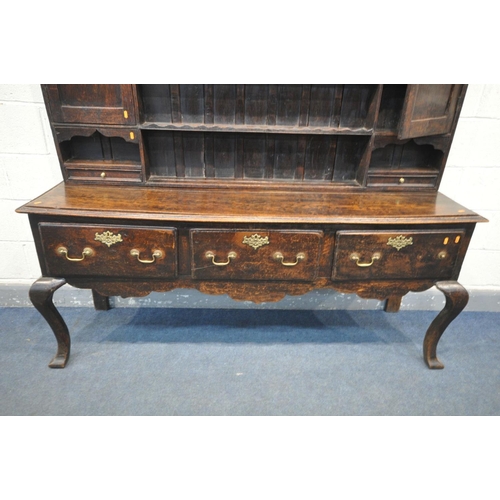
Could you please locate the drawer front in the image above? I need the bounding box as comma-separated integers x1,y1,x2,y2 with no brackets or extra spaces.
66,166,143,184
39,223,177,278
367,173,438,188
333,230,465,280
191,230,323,281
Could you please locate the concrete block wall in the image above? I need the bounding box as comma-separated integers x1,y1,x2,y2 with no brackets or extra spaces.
439,85,500,293
1,84,499,310
0,85,62,292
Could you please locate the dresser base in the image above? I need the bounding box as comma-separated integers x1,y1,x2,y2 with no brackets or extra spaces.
29,276,468,369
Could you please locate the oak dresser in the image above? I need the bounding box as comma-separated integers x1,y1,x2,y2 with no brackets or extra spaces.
17,84,487,368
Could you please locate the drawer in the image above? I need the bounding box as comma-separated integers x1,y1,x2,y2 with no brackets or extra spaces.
191,229,323,281
39,223,177,278
367,173,438,188
65,165,143,184
332,229,465,280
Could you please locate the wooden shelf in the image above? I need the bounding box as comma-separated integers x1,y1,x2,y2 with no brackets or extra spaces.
64,159,141,170
145,175,362,191
369,167,440,175
140,122,373,136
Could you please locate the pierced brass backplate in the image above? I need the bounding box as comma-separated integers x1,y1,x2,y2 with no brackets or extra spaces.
95,231,123,247
242,234,270,250
387,235,413,251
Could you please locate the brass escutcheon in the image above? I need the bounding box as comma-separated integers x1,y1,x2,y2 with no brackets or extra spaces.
387,235,413,251
95,231,123,247
242,234,269,250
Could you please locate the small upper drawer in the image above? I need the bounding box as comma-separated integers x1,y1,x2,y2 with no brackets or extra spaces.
367,172,438,188
39,223,176,278
65,164,143,184
191,229,323,281
332,229,465,280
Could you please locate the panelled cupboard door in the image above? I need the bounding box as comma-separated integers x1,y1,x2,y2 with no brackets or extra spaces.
398,84,463,139
43,85,136,125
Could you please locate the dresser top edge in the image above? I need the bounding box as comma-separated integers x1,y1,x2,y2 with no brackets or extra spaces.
16,183,487,225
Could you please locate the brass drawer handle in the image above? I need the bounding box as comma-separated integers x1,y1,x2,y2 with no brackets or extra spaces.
205,251,237,266
273,252,306,266
57,246,94,262
350,252,381,267
130,249,164,264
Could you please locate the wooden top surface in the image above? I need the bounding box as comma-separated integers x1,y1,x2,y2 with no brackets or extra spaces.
17,183,487,225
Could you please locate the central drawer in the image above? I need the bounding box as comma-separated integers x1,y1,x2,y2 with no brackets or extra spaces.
190,229,323,281
39,223,177,278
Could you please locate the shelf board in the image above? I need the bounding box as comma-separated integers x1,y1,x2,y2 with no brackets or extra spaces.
140,122,373,136
64,159,141,171
145,176,361,190
369,168,440,176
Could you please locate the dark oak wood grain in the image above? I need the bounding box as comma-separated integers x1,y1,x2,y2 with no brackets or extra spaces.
423,281,469,369
17,183,485,225
38,223,177,278
384,296,402,313
20,84,485,369
65,277,437,305
333,229,466,280
139,84,378,132
44,85,136,125
29,277,70,368
92,289,111,311
190,229,323,281
399,85,461,139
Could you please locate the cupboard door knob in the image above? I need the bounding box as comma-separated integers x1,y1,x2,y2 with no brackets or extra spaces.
57,246,94,262
273,252,306,266
399,177,405,184
205,251,237,266
350,252,381,267
100,172,106,178
130,249,164,264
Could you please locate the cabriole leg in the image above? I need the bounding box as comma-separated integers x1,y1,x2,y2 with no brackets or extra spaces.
29,277,70,368
423,281,469,369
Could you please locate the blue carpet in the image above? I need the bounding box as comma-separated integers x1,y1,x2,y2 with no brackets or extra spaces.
1,307,499,415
